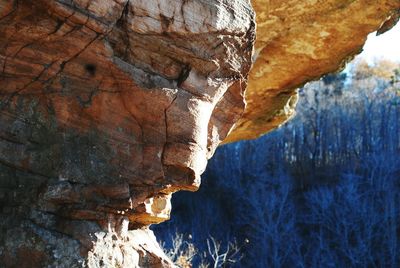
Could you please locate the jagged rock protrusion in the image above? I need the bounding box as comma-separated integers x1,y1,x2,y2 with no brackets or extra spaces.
1,0,399,267
225,0,400,142
0,0,254,266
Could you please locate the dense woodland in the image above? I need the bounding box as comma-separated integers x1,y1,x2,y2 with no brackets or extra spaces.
153,59,400,268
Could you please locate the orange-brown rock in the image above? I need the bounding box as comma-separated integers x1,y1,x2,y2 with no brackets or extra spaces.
225,0,400,142
0,0,398,267
0,0,254,266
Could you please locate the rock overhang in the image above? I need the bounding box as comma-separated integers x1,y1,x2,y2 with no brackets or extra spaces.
225,0,400,142
0,0,399,267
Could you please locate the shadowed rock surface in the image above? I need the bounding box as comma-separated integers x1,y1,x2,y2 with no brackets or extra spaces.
0,0,398,267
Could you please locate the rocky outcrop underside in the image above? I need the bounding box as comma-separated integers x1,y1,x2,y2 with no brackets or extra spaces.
0,0,398,267
226,0,400,142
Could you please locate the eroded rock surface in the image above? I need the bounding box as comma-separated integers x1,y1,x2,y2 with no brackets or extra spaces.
0,0,254,266
225,0,400,142
0,0,398,267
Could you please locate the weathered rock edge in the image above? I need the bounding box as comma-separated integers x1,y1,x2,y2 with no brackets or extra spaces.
0,0,254,267
226,0,400,142
0,0,399,267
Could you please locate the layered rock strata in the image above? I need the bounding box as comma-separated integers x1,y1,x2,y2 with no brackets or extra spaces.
0,0,399,267
0,0,254,266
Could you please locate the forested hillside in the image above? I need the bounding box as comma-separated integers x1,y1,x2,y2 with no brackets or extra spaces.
153,59,400,268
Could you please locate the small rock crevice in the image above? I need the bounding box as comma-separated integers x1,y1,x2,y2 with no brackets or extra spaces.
0,0,399,267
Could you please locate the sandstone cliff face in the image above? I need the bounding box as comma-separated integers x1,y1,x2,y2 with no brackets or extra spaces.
225,0,400,142
0,0,254,266
0,0,398,267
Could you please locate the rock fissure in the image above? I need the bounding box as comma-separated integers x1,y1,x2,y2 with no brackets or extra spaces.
0,0,399,267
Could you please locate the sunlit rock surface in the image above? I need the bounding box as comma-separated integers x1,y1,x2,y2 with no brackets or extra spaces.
0,0,398,267
225,0,400,142
0,0,254,266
